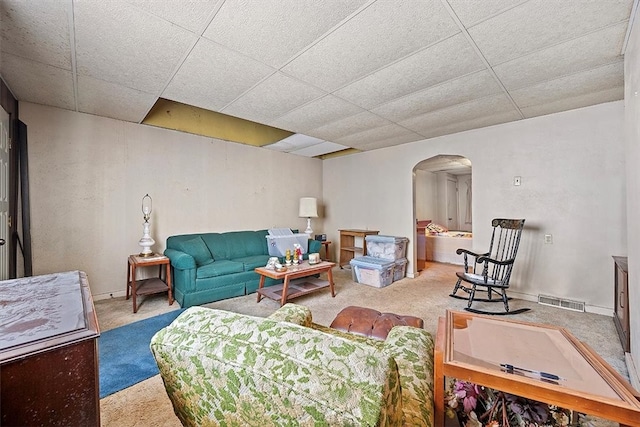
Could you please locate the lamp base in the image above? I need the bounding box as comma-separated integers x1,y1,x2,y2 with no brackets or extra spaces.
304,217,313,235
138,251,156,257
139,221,155,258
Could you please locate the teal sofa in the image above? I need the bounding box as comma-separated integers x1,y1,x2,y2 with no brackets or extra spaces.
151,304,434,426
164,230,321,308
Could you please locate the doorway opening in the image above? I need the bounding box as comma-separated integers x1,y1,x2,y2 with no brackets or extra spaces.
413,155,472,272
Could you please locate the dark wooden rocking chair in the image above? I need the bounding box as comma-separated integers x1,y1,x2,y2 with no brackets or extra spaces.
450,218,528,315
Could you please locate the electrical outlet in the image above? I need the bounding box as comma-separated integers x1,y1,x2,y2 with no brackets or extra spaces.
544,234,553,244
514,176,521,186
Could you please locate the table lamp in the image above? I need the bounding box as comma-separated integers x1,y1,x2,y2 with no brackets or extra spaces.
138,194,155,257
299,197,318,235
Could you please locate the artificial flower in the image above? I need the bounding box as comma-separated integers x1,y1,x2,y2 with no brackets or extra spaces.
445,379,575,427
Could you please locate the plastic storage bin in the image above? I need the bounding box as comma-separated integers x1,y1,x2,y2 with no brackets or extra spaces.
393,258,408,281
350,256,395,288
365,235,408,261
266,228,308,257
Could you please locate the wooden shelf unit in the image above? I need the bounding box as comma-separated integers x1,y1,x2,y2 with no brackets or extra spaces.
339,229,379,268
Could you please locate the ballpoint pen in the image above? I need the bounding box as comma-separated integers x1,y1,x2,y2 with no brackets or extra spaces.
500,363,563,381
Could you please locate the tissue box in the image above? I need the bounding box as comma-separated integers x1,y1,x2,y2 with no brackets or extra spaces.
308,253,320,264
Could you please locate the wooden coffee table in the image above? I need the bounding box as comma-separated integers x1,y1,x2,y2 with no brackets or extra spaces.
256,261,336,306
434,310,640,426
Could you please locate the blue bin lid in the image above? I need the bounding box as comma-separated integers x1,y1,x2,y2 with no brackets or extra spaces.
349,256,395,269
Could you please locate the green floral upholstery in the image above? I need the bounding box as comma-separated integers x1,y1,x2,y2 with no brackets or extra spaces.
266,302,313,327
309,323,434,426
151,304,434,427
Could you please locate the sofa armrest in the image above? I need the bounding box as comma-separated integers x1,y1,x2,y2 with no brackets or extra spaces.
267,303,312,327
383,326,435,427
164,248,196,270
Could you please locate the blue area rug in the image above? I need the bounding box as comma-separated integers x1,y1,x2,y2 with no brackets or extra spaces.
99,309,185,398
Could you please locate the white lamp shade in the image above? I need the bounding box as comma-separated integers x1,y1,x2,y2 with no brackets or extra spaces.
298,197,318,218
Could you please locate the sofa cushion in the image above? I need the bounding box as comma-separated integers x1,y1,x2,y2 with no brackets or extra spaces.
200,233,228,260
233,254,270,271
225,230,269,259
196,260,244,279
175,236,214,266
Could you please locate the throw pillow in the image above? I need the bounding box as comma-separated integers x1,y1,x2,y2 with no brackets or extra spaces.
176,236,214,266
426,223,448,234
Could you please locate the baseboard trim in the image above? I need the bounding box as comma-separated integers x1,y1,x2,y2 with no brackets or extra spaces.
94,290,127,301
508,291,613,317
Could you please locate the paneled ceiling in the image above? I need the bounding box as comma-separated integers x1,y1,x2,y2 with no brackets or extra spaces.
0,0,636,158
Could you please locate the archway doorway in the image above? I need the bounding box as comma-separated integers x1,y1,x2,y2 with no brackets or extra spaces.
413,155,472,272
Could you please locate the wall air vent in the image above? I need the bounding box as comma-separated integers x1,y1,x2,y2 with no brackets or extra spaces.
538,294,585,312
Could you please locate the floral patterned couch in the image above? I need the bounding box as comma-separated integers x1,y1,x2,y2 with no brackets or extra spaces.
150,304,434,426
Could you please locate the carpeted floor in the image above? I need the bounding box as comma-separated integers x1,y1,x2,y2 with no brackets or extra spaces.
95,262,626,426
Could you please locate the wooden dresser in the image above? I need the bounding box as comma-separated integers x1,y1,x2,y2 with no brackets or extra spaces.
0,271,100,426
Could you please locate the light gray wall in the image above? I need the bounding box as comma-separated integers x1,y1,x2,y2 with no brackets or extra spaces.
624,9,640,372
457,174,472,232
20,103,323,299
415,170,472,232
414,169,436,222
323,101,626,315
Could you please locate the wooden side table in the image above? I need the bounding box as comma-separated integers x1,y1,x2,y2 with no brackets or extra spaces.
320,240,332,261
126,254,173,313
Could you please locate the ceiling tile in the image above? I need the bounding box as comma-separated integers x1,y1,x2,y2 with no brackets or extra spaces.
0,53,75,110
125,0,223,33
163,38,276,112
267,133,326,152
400,93,517,134
77,75,158,123
494,23,627,90
335,124,424,148
372,70,503,122
306,111,392,141
281,0,459,92
446,0,527,27
268,95,364,133
520,87,624,119
290,141,350,157
0,0,71,69
222,72,326,124
333,33,485,109
510,61,624,108
418,109,522,140
468,0,634,65
0,0,635,155
74,1,198,94
202,0,369,68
